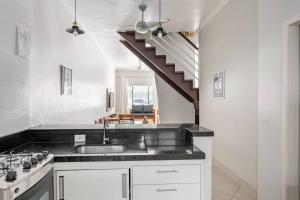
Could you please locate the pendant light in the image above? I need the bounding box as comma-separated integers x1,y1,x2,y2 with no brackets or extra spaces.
66,0,85,36
152,0,168,38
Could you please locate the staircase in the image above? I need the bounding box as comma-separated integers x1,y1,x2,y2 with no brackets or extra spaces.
118,31,199,124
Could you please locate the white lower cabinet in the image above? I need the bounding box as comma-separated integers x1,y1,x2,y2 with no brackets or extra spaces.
56,169,129,200
132,164,202,200
133,184,201,200
133,165,201,184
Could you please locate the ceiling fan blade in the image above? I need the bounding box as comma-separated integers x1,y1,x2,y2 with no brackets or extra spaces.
127,26,135,30
147,19,170,28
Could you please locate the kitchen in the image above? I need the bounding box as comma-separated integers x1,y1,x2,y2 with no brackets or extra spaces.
0,0,214,200
1,0,299,200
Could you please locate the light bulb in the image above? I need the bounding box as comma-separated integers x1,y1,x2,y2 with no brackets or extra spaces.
157,31,163,38
73,30,78,36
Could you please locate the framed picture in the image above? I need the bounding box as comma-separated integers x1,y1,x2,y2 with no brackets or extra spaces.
60,65,72,95
16,26,31,60
106,88,115,112
213,71,225,99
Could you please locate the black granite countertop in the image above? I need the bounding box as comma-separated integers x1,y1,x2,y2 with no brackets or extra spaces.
0,123,212,162
8,142,205,162
30,124,182,130
29,124,214,137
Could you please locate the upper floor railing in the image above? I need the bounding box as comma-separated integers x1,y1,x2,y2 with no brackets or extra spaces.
142,32,199,88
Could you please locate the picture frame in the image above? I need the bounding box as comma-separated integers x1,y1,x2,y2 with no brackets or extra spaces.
16,26,31,60
60,65,72,95
106,88,115,112
213,71,225,99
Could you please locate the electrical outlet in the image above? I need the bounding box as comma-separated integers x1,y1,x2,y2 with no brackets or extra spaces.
264,119,271,131
74,134,86,143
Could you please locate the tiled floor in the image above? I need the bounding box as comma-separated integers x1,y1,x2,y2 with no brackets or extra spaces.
212,162,257,200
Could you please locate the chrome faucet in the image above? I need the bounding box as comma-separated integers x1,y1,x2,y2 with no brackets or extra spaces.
102,117,110,144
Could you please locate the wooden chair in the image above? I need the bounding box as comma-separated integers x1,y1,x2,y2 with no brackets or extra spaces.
95,115,120,124
119,114,135,124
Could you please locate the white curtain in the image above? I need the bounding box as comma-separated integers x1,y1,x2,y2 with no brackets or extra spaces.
115,76,129,114
152,77,158,109
115,73,159,114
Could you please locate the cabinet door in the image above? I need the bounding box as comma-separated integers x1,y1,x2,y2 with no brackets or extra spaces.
56,169,129,200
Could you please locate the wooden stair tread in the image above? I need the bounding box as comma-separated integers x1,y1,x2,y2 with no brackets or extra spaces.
145,47,156,51
174,71,184,74
155,55,166,58
135,39,146,42
165,63,175,67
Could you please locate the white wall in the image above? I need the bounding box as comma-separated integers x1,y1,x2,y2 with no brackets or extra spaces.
257,0,300,199
199,0,257,188
155,75,195,123
0,0,31,137
28,0,115,125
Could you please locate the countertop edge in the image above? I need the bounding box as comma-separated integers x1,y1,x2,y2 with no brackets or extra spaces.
185,128,214,137
53,154,205,162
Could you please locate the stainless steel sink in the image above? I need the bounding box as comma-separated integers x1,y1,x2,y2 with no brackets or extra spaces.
75,144,128,154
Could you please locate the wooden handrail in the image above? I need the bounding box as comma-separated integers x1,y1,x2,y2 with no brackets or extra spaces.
178,32,199,50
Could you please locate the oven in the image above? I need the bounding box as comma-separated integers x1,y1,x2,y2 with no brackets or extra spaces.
15,169,53,200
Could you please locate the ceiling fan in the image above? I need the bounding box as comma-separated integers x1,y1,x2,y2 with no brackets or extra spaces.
133,2,170,34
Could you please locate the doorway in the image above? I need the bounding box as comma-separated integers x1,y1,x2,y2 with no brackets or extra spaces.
282,18,300,200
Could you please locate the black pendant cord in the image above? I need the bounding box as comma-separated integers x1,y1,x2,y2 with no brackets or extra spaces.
159,0,161,26
74,0,77,22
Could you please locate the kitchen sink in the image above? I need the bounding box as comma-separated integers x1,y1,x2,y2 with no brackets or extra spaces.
74,144,128,154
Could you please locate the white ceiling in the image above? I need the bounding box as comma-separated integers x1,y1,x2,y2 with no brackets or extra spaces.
66,0,222,69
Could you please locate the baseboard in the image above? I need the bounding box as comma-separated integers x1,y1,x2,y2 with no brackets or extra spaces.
213,157,257,196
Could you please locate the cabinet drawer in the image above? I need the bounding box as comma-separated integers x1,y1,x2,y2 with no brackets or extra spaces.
133,184,201,200
133,165,201,184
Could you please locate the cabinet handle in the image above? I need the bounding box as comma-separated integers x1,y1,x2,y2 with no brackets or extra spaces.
122,173,127,198
156,170,178,173
59,176,64,200
156,188,178,192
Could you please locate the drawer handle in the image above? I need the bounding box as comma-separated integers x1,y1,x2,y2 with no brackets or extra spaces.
122,173,127,198
156,188,178,192
156,170,178,173
59,176,64,200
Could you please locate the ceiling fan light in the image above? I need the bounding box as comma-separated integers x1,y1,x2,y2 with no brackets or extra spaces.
66,22,85,36
135,21,149,34
73,29,78,36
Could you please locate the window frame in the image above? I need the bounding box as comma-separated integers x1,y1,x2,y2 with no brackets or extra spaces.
129,85,152,106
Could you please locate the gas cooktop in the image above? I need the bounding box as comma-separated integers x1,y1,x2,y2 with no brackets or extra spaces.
0,151,54,189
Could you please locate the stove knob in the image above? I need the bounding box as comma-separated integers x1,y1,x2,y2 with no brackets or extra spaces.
6,170,17,182
31,157,38,165
37,154,43,161
42,151,49,158
23,161,32,170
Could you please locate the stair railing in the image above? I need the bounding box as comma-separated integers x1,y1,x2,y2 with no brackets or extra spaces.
146,32,199,87
149,37,199,82
156,38,198,70
173,32,199,53
165,34,199,66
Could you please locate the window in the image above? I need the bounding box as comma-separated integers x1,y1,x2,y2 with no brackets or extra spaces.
128,85,153,106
